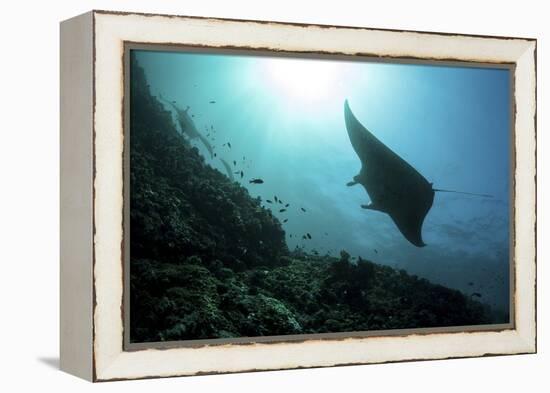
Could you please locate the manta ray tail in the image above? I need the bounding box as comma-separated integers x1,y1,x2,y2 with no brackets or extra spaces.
433,188,494,198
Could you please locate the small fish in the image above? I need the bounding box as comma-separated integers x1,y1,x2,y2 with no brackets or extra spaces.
233,160,237,166
324,232,328,236
274,196,279,203
374,249,378,254
283,219,288,223
228,142,232,149
279,200,283,205
285,203,290,208
191,114,195,118
302,235,307,240
468,282,474,286
471,292,482,298
301,207,306,212
240,171,244,179
234,171,240,174
290,234,293,238
266,200,273,204
214,153,217,157
279,209,286,213
249,178,264,184
209,100,216,104
306,233,312,239
211,125,214,130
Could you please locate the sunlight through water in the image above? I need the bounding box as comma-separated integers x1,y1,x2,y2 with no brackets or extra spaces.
262,56,357,113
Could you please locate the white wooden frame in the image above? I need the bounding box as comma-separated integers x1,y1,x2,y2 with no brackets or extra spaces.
60,10,536,382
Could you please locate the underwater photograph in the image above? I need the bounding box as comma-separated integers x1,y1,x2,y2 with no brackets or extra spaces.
127,47,512,344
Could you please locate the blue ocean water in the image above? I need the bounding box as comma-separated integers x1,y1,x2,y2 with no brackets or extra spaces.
134,49,511,313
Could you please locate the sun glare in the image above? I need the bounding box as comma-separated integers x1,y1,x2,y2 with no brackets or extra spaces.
263,57,347,106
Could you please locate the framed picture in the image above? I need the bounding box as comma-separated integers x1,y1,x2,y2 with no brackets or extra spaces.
60,10,537,382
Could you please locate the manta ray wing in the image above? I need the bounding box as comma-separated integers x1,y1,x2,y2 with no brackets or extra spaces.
388,203,430,247
219,158,235,181
344,100,434,247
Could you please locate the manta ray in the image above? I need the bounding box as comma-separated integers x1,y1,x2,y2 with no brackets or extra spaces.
344,100,491,247
159,95,214,158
